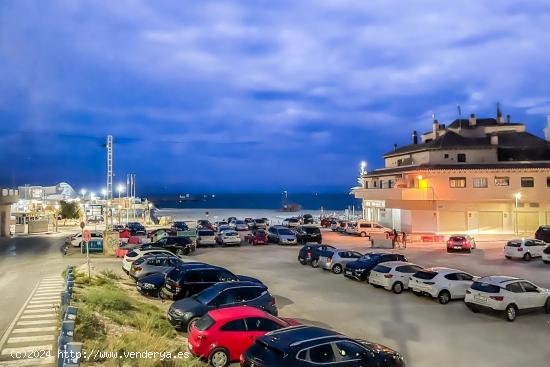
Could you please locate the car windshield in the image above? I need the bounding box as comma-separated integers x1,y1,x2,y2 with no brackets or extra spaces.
361,253,381,260
254,230,266,236
126,251,138,258
224,231,238,236
506,241,521,247
236,221,246,224
194,314,215,331
471,282,500,294
372,265,391,273
133,257,146,265
289,218,299,223
414,270,438,280
199,230,214,236
278,228,293,235
450,236,466,241
303,227,320,234
255,219,265,223
192,284,225,304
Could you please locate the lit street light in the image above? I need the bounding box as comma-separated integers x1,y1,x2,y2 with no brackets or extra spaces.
117,184,125,199
360,161,367,175
80,189,87,197
101,188,107,199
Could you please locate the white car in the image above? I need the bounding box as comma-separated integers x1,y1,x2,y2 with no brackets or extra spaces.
68,231,103,247
465,276,550,321
196,229,216,247
504,239,547,261
368,261,423,294
233,220,249,231
282,218,300,228
542,246,550,264
348,221,391,237
409,267,476,304
122,248,175,273
216,230,241,247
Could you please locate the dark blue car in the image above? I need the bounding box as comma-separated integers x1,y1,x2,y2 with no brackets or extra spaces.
344,253,407,281
298,244,336,267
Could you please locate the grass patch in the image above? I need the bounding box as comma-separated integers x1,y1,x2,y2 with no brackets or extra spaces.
72,271,205,366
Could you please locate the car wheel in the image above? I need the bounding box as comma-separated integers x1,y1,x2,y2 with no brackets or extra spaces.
544,260,550,264
209,348,230,367
363,272,371,282
187,317,199,333
317,240,322,244
523,253,532,261
437,290,451,305
412,290,422,297
504,304,518,322
360,231,367,237
466,304,479,313
505,255,512,259
311,259,319,268
544,298,550,314
332,264,343,274
392,282,404,294
298,256,307,265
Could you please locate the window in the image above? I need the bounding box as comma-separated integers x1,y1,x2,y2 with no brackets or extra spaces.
520,282,538,293
521,177,534,188
457,153,466,162
334,341,368,361
494,176,509,186
449,177,466,188
444,153,449,159
547,177,550,187
244,317,281,332
473,177,488,188
217,270,238,282
457,273,473,281
220,319,246,332
307,344,336,363
185,271,202,282
235,287,263,302
444,273,459,281
202,270,221,283
505,282,523,293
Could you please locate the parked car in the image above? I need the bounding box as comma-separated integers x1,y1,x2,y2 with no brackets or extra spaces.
298,244,336,267
267,226,297,245
504,238,547,261
68,231,103,247
244,230,268,245
216,230,242,247
244,217,255,229
147,228,176,239
233,220,249,231
294,225,322,244
126,222,146,236
122,248,175,273
368,261,423,294
197,219,213,230
252,218,267,229
227,217,237,225
344,252,407,281
137,265,206,298
543,246,550,264
330,220,340,231
320,217,336,228
465,276,550,321
160,265,261,300
240,325,406,367
197,229,217,247
145,236,195,256
535,225,550,243
409,267,476,304
347,221,391,237
336,220,350,233
214,221,229,230
172,221,190,232
188,306,300,367
112,224,125,232
318,249,363,274
167,281,277,331
87,215,104,224
447,234,476,252
129,255,184,279
301,213,314,224
282,217,300,228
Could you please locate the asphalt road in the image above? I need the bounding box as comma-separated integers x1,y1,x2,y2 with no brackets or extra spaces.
187,231,550,367
0,234,71,340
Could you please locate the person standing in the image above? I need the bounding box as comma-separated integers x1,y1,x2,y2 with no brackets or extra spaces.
392,228,398,249
401,231,407,248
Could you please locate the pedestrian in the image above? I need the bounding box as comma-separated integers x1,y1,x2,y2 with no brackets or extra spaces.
393,228,399,248
402,231,407,248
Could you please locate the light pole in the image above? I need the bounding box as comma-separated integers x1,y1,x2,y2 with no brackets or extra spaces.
514,192,521,234
117,184,125,199
118,204,122,224
54,203,60,232
360,161,367,175
148,202,153,225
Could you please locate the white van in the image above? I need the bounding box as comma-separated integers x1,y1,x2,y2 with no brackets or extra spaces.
348,221,391,237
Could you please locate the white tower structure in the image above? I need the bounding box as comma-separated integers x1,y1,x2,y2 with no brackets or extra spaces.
106,135,113,200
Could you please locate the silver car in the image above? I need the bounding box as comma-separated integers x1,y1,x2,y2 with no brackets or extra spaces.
196,229,216,247
319,248,363,274
129,255,183,279
267,226,297,245
234,220,249,231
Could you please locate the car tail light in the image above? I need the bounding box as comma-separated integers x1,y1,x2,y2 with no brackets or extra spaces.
175,284,181,290
307,251,312,257
384,274,393,278
490,296,504,301
133,266,142,271
463,240,468,246
270,296,277,307
447,240,452,245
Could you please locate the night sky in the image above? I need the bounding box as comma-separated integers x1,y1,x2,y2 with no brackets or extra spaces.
1,0,550,194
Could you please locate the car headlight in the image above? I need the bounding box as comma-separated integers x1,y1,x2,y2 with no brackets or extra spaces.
141,283,155,289
183,312,194,320
171,309,184,316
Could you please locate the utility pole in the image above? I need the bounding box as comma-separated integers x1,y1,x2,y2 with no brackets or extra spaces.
106,135,113,229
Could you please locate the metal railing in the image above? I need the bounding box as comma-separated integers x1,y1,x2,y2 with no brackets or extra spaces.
57,266,82,367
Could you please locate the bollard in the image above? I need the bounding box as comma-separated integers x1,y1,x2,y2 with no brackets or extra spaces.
60,291,70,306
57,334,73,367
62,342,83,367
66,280,74,292
64,306,78,321
61,321,75,337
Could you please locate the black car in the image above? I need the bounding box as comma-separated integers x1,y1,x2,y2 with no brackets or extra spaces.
302,213,314,224
298,244,336,267
294,225,323,244
167,281,277,331
535,225,550,243
241,325,406,367
172,221,190,231
344,253,407,281
137,262,207,298
160,265,262,300
127,222,146,236
143,236,195,255
196,219,212,229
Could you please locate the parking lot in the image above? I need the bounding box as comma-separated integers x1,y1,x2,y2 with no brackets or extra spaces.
179,229,550,367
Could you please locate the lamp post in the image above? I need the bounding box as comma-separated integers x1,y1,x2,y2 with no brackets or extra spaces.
117,184,125,199
148,202,153,225
54,203,60,232
514,192,521,234
360,161,367,175
118,204,122,224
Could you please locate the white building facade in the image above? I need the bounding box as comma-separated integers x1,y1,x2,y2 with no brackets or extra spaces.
353,113,550,235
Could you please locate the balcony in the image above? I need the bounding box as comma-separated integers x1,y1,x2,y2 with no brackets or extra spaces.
0,188,19,205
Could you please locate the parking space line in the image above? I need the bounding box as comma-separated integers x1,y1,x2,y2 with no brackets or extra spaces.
21,309,53,315
12,327,57,334
15,321,56,326
19,314,56,320
7,335,55,343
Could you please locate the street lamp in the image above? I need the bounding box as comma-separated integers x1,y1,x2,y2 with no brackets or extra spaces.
54,203,60,232
514,192,521,234
360,161,367,175
117,184,125,199
80,189,87,197
101,188,107,200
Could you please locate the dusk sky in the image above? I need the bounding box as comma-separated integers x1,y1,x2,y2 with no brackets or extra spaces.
1,0,550,194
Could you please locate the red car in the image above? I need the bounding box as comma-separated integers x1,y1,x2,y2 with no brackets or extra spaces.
446,234,476,252
187,306,300,367
320,217,335,228
244,230,268,245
